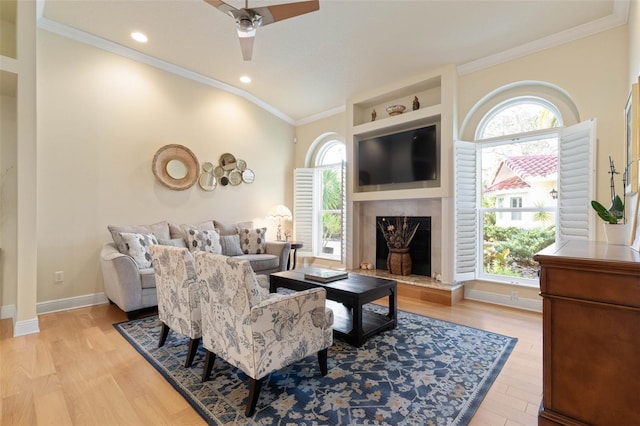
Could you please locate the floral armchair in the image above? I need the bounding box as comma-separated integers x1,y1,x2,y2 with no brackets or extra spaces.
149,245,202,368
194,252,333,417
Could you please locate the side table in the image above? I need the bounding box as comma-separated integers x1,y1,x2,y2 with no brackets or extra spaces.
287,242,303,270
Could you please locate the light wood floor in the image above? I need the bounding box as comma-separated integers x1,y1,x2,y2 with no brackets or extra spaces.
0,297,542,425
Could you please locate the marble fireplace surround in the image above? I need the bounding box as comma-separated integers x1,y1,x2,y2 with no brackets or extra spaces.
355,198,443,279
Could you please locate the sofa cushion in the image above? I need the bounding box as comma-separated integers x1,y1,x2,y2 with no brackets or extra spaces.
238,227,267,254
158,238,188,248
120,232,158,268
140,267,156,289
235,254,279,271
220,234,244,256
214,220,253,236
169,221,216,244
108,221,170,254
187,229,222,254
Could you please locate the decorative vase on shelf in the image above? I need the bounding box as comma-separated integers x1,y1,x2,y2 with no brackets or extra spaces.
387,247,411,276
603,223,629,245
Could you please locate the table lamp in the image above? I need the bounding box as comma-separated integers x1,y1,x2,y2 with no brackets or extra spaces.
267,205,292,241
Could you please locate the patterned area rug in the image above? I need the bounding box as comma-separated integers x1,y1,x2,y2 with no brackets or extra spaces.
114,305,516,425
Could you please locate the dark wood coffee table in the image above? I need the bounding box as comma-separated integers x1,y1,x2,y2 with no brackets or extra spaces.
270,268,397,347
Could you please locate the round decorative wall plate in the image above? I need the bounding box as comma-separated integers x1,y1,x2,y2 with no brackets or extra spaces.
219,153,237,171
242,169,255,184
229,170,242,186
152,144,199,190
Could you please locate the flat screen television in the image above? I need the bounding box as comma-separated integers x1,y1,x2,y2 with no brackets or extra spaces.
357,124,438,188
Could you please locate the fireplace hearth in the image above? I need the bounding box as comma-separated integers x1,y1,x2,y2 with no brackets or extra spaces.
376,216,431,276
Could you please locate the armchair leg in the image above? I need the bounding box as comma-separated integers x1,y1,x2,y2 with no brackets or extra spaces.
158,323,170,348
318,348,329,376
185,337,201,368
245,377,263,417
202,350,216,382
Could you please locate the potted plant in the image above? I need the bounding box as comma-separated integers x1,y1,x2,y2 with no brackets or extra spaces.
591,157,628,244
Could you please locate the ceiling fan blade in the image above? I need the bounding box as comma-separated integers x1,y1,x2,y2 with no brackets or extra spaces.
203,0,239,18
252,0,319,26
238,32,255,61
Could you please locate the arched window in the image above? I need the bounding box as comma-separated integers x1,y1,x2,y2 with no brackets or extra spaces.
294,135,346,262
456,88,595,288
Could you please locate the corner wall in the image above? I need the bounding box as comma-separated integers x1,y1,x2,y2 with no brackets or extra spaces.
35,30,294,305
458,26,628,306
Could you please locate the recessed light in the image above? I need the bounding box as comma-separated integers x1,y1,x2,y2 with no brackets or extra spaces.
240,75,252,84
131,32,148,43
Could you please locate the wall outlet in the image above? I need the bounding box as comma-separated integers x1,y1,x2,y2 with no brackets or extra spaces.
55,271,64,283
510,291,519,302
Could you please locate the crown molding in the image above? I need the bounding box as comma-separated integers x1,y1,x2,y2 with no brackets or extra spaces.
36,17,296,125
295,104,346,126
458,0,630,76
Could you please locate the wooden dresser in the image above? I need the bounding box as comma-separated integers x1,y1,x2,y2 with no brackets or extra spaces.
534,241,640,425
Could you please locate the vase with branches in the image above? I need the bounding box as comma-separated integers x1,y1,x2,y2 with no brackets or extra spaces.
378,217,420,275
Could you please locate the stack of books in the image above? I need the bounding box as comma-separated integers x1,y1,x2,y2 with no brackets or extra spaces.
303,270,348,283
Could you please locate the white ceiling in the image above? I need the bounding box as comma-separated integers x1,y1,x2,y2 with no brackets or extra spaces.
39,0,626,124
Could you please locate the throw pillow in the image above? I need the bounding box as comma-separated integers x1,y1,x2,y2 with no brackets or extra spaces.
187,229,222,254
169,221,216,244
108,221,170,254
238,227,267,254
119,232,159,268
219,234,244,256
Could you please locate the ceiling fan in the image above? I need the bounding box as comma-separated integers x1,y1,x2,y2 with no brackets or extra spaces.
204,0,320,61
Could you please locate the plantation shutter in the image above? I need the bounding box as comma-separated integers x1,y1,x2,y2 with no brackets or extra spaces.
557,119,596,242
340,161,347,263
293,168,314,255
454,140,478,282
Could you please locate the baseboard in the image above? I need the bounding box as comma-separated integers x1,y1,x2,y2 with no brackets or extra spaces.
464,288,542,313
36,292,109,315
13,317,40,336
0,304,16,320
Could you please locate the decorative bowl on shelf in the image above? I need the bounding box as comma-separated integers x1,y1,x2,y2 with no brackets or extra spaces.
386,104,406,116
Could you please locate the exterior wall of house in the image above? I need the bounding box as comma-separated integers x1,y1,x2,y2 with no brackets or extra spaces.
34,30,295,304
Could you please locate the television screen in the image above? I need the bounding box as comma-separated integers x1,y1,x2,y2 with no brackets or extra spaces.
358,125,437,186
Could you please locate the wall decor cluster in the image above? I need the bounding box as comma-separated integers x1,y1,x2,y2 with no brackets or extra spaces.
152,146,255,192
198,152,255,192
152,144,200,190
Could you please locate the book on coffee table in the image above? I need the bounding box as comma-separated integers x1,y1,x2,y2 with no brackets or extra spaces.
304,270,348,283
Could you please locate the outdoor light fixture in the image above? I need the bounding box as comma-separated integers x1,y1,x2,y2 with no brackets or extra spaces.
550,188,558,200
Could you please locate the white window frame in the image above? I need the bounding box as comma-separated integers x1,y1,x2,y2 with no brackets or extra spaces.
294,138,347,263
455,119,596,287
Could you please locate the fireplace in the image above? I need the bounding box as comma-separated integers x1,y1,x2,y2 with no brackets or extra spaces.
376,216,431,276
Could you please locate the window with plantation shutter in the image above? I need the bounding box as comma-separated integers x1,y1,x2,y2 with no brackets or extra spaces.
454,118,595,284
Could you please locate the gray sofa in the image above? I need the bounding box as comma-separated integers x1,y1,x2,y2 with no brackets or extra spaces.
100,219,291,316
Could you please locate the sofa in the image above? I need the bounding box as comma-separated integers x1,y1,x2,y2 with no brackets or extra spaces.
100,219,291,316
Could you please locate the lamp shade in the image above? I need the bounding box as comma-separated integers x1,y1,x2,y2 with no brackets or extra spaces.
267,205,292,220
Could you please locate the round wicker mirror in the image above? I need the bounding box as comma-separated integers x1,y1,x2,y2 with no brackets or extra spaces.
152,144,199,190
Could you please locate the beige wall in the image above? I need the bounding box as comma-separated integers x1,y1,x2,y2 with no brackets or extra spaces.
294,112,346,168
630,0,639,83
458,26,628,303
0,94,17,310
36,31,294,303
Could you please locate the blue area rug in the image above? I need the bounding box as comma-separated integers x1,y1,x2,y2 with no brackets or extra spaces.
114,305,516,425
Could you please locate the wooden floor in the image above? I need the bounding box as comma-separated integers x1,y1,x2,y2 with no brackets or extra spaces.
0,297,542,425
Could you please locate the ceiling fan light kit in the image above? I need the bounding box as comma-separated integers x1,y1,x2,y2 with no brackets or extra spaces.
205,0,319,61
